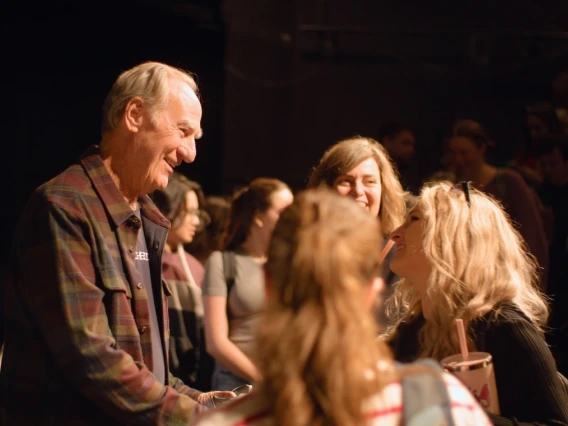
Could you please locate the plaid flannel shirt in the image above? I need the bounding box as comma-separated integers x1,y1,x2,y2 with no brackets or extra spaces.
1,146,202,425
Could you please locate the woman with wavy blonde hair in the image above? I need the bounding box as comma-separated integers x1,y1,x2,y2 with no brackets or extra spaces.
194,190,490,426
385,181,568,425
308,136,406,238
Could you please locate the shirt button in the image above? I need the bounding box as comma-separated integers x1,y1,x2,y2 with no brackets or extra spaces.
137,283,143,289
138,326,147,334
129,246,135,253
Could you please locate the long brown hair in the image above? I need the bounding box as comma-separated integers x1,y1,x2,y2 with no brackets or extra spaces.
307,136,406,237
223,178,290,251
258,189,396,426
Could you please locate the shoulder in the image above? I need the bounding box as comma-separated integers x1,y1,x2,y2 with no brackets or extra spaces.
31,163,96,218
205,251,223,269
367,364,490,426
186,252,205,285
497,168,525,184
494,169,532,195
484,303,536,330
481,303,547,351
395,361,492,425
162,252,184,280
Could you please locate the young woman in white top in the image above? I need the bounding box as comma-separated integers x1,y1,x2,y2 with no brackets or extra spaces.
202,178,293,391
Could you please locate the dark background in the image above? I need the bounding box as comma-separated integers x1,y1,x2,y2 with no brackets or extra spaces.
3,0,568,266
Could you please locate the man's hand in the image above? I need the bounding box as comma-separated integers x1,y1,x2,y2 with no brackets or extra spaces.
196,391,237,409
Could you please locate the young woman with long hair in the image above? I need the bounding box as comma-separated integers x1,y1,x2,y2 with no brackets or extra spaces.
202,178,293,391
385,181,568,425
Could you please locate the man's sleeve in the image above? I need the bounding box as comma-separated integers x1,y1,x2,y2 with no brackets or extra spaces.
19,200,198,425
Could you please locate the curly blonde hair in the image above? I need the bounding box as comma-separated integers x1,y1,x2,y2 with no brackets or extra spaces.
384,181,548,360
307,136,406,237
258,189,396,426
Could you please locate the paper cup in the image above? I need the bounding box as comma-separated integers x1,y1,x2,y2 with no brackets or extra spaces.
441,351,500,414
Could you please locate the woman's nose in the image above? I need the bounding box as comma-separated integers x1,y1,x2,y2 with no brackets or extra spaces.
390,224,403,241
350,181,364,197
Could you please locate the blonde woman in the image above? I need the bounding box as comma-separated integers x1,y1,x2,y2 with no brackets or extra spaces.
193,190,490,426
385,181,568,425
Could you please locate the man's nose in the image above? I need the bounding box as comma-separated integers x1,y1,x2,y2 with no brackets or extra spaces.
177,139,196,163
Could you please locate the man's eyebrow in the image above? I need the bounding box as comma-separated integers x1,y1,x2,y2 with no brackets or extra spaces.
178,120,203,139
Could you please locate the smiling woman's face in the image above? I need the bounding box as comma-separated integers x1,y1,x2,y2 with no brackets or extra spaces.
389,207,432,295
333,157,382,217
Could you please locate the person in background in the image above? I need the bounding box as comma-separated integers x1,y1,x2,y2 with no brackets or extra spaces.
512,101,567,189
202,178,293,391
152,172,210,390
0,61,232,425
536,135,568,376
449,119,549,290
378,123,420,194
193,189,491,426
186,195,231,266
385,181,568,425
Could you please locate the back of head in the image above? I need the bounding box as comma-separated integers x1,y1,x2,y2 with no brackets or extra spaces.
307,136,405,236
259,189,394,426
186,195,231,262
224,178,290,251
386,181,548,360
101,61,198,135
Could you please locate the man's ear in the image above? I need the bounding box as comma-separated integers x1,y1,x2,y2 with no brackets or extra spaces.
364,277,385,310
124,97,146,133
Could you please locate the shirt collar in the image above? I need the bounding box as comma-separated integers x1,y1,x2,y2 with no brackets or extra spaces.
79,145,170,230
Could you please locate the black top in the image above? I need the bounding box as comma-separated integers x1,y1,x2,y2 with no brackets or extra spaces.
389,304,568,425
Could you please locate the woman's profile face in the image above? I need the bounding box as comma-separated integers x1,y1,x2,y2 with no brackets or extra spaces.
168,190,200,247
333,157,382,217
389,208,431,294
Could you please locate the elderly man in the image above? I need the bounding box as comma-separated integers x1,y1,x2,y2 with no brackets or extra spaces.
0,62,232,425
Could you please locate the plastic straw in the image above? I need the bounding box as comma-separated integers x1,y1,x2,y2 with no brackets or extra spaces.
380,240,395,263
455,319,469,360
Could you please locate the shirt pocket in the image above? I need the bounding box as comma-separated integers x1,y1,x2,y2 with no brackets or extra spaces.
99,268,138,347
99,267,133,299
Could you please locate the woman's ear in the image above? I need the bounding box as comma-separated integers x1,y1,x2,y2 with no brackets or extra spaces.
364,277,385,310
